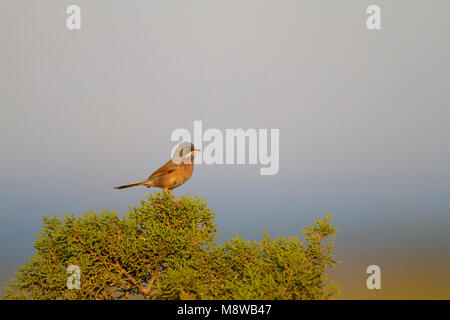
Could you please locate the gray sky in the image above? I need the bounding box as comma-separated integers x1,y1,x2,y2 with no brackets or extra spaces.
1,0,450,298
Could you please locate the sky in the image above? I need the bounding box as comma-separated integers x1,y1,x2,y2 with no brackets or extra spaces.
1,0,449,299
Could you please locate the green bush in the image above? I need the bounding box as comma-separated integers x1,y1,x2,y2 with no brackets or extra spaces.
4,193,340,300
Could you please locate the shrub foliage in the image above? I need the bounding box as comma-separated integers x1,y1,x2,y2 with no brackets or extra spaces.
4,193,339,299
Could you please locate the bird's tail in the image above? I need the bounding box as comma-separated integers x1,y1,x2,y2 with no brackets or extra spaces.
114,180,149,190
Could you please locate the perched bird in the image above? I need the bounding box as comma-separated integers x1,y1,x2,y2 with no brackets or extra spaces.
114,142,199,193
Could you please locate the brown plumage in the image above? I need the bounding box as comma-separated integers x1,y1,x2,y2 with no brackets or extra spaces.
114,142,199,192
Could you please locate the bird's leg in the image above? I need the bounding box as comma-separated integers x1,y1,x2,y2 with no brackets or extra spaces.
168,190,180,202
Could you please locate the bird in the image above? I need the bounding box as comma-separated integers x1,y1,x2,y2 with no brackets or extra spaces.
114,142,200,193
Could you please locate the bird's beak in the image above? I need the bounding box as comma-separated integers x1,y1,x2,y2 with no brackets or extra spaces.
184,149,200,159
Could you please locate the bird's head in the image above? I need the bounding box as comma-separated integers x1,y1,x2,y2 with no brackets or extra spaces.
173,142,200,164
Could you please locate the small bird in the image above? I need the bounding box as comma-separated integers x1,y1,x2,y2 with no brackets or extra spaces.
114,142,200,193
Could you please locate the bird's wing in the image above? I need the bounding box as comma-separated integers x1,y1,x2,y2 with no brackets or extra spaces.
148,160,177,179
